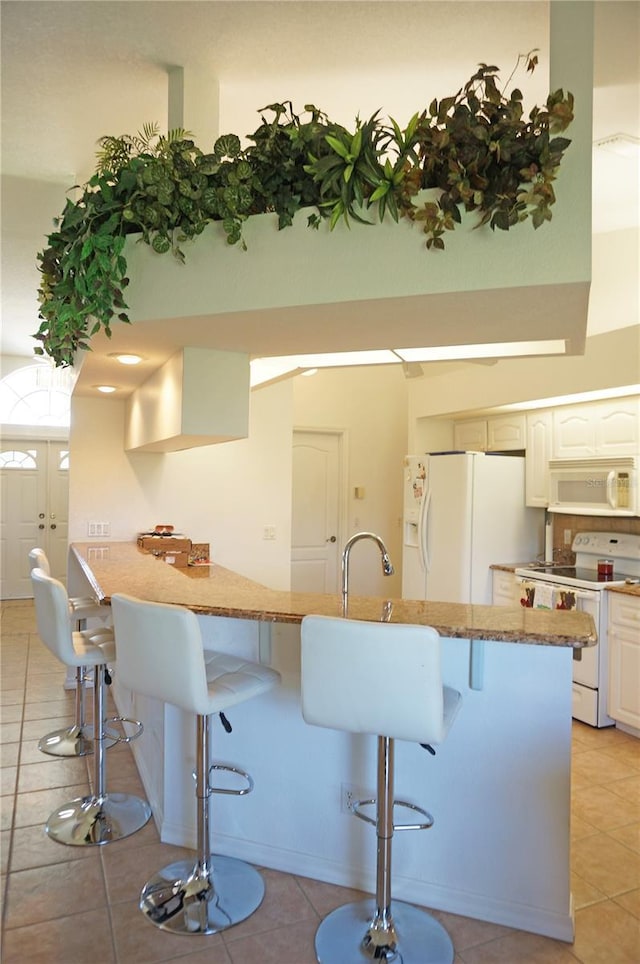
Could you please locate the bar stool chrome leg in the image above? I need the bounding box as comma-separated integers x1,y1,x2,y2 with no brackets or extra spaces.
139,712,264,934
314,737,454,964
46,664,152,846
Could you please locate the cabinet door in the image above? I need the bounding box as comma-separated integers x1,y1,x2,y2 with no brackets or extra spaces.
525,411,552,507
608,595,640,729
552,405,596,458
454,419,487,452
492,570,516,606
595,398,640,456
488,414,526,451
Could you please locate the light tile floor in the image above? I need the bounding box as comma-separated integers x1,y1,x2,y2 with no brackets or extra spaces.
1,598,639,963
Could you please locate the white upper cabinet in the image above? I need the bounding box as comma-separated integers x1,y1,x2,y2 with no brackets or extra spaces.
453,419,488,451
596,398,640,456
454,414,525,452
552,398,639,459
526,411,552,506
487,415,526,451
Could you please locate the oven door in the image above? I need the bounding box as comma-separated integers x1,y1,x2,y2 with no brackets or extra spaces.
515,577,601,687
570,588,600,687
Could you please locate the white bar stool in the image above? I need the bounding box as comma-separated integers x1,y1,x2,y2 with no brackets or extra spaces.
28,547,111,757
301,615,462,964
111,593,281,936
30,568,151,845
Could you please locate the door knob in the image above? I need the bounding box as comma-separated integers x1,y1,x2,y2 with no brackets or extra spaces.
50,524,57,530
326,535,337,543
39,513,45,519
38,524,45,530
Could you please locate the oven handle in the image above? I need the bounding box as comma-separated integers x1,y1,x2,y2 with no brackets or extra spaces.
606,471,617,509
515,577,599,604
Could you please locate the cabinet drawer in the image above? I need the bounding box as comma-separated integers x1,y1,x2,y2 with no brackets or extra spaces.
572,684,599,726
609,594,640,631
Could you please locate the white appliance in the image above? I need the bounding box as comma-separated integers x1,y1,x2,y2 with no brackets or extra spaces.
548,456,638,517
515,532,640,728
402,452,543,604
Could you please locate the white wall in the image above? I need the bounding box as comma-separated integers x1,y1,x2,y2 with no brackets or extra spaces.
68,364,408,599
293,365,408,598
69,379,294,590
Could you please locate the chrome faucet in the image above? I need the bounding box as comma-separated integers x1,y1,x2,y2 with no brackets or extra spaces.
341,532,395,612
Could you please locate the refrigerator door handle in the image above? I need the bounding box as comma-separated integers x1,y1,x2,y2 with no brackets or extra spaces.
419,488,431,573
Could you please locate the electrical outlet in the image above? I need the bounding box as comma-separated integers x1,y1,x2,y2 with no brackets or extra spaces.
88,522,110,537
564,529,572,546
262,525,276,541
341,782,374,814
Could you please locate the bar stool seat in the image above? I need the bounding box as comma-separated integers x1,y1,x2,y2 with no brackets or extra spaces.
111,593,281,936
30,568,151,845
301,615,462,964
28,547,111,757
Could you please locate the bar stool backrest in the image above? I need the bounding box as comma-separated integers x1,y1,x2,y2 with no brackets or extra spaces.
111,594,213,716
28,547,51,575
301,615,455,745
30,568,78,665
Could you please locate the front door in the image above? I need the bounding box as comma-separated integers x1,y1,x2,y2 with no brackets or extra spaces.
291,430,342,593
0,439,69,598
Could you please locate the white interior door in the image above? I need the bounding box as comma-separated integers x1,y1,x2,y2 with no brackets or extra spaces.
0,439,69,598
291,431,342,593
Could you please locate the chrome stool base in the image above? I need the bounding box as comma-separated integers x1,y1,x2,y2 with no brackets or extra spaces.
140,854,264,935
38,724,119,758
314,899,454,964
46,792,151,846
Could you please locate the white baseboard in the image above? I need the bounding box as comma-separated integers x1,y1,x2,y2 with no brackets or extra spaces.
157,825,575,943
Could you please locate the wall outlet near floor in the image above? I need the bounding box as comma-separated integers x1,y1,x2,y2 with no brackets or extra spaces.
340,782,375,814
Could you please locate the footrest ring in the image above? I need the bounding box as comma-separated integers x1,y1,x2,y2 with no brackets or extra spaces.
351,797,433,831
207,762,254,796
104,715,144,744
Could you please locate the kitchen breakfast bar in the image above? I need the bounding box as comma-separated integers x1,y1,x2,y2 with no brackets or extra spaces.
69,541,596,943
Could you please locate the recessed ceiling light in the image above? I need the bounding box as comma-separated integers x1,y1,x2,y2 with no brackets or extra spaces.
109,353,143,365
95,385,117,393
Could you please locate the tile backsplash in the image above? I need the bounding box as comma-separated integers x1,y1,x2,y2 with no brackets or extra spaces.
551,514,640,564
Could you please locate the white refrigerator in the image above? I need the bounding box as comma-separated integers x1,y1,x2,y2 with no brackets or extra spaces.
402,452,543,604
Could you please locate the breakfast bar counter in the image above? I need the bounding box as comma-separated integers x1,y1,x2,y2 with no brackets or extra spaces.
69,541,596,947
70,541,596,646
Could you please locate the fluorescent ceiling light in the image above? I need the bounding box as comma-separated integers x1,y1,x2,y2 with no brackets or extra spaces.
294,350,398,367
251,340,568,387
395,340,566,362
250,357,304,388
250,350,397,387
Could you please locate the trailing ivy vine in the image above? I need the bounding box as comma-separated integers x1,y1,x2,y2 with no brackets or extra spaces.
35,58,573,367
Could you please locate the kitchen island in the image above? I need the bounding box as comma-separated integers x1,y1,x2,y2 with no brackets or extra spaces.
70,541,596,943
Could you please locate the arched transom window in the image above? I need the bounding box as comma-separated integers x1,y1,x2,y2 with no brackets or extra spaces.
0,364,74,427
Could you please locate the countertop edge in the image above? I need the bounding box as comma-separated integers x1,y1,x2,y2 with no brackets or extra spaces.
71,543,597,647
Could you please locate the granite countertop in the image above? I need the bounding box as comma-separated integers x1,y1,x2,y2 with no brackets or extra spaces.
607,583,640,598
71,542,596,648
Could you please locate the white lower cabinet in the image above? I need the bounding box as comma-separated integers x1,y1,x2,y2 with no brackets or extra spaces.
608,593,640,732
492,570,517,606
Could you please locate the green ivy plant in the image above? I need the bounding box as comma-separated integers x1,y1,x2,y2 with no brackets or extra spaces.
35,56,573,367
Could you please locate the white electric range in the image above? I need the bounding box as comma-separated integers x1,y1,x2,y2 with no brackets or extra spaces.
515,532,640,728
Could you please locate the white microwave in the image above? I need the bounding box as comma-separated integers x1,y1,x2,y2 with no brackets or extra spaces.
548,457,639,516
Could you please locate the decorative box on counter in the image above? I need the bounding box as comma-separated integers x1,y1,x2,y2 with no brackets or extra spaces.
137,530,192,568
